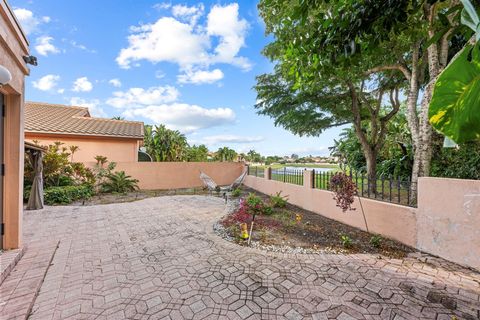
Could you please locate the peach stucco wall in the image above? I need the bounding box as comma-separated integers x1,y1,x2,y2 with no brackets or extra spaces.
25,134,141,163
1,0,30,249
84,162,245,190
244,171,480,270
417,177,480,270
244,173,417,247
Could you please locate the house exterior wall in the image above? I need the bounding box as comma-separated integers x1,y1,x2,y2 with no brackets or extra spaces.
1,0,30,249
25,133,141,163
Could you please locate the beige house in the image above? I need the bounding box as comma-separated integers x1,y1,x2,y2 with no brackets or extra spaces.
1,1,31,249
25,102,144,163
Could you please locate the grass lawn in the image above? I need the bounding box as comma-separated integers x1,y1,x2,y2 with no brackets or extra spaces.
250,162,340,170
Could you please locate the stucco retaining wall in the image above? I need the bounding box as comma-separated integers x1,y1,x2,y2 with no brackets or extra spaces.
244,174,417,247
417,177,480,270
244,172,480,271
86,162,245,190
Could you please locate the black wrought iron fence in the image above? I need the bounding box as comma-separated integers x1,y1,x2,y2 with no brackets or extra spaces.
247,166,264,178
312,169,416,207
271,168,303,186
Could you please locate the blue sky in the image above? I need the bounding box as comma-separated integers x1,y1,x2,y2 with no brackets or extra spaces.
12,0,345,157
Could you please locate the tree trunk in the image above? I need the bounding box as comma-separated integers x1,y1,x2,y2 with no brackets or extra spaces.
405,4,444,204
365,149,377,194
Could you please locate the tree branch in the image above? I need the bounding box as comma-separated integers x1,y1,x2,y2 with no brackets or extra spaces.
366,64,411,81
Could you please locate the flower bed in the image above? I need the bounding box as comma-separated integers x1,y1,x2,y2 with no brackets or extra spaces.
217,188,415,257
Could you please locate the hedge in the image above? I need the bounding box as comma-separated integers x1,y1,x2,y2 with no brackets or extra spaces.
24,184,94,205
44,185,94,205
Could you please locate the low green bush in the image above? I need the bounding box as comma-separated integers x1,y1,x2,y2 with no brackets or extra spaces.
263,206,274,215
245,193,265,215
269,191,288,208
44,184,94,205
370,235,382,248
100,171,139,194
340,234,353,248
231,188,242,197
23,185,32,201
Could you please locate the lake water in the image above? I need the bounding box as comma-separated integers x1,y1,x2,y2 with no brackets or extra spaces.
283,166,333,173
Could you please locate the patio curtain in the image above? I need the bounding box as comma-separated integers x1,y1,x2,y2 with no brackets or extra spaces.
27,150,44,210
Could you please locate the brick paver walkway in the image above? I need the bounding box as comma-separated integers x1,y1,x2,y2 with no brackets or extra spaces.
12,196,480,319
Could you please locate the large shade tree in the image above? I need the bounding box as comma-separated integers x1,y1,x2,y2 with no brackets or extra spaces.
257,0,472,200
256,1,404,191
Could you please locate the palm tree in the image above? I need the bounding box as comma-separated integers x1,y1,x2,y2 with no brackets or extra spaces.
111,116,125,120
101,171,139,193
215,147,237,162
69,145,79,162
94,155,108,167
144,124,189,162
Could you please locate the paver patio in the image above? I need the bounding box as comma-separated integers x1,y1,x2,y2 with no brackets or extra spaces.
3,195,480,319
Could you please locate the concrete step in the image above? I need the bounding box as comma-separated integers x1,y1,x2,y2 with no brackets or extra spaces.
0,241,59,320
0,247,25,286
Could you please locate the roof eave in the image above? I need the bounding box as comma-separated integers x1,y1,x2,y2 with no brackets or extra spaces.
25,130,144,140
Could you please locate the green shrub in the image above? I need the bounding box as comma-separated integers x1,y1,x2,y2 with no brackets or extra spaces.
25,142,95,188
44,184,94,205
264,206,274,215
340,234,353,248
100,171,139,194
231,188,242,197
245,193,265,215
370,235,382,248
269,191,288,208
23,185,32,201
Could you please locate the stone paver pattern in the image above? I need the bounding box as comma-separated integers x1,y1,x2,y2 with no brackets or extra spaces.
17,196,480,319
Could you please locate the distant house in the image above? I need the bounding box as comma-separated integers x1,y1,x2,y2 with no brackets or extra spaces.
24,102,144,163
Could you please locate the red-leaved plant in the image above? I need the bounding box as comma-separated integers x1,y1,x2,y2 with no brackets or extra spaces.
222,198,281,230
329,172,357,212
329,172,369,232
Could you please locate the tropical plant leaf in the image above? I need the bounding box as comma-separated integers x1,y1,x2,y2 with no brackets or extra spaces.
429,42,480,143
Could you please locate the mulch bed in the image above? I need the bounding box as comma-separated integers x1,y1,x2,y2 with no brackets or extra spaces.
220,187,416,258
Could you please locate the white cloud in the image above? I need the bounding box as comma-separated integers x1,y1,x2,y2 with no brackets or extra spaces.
155,70,166,79
122,103,235,133
206,3,250,69
153,3,171,11
108,78,122,87
116,3,250,77
72,77,93,92
70,97,106,118
202,135,264,145
106,85,180,108
57,88,65,94
35,36,59,56
13,8,50,35
32,74,60,91
70,40,96,53
177,68,224,84
172,3,204,25
117,17,209,69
